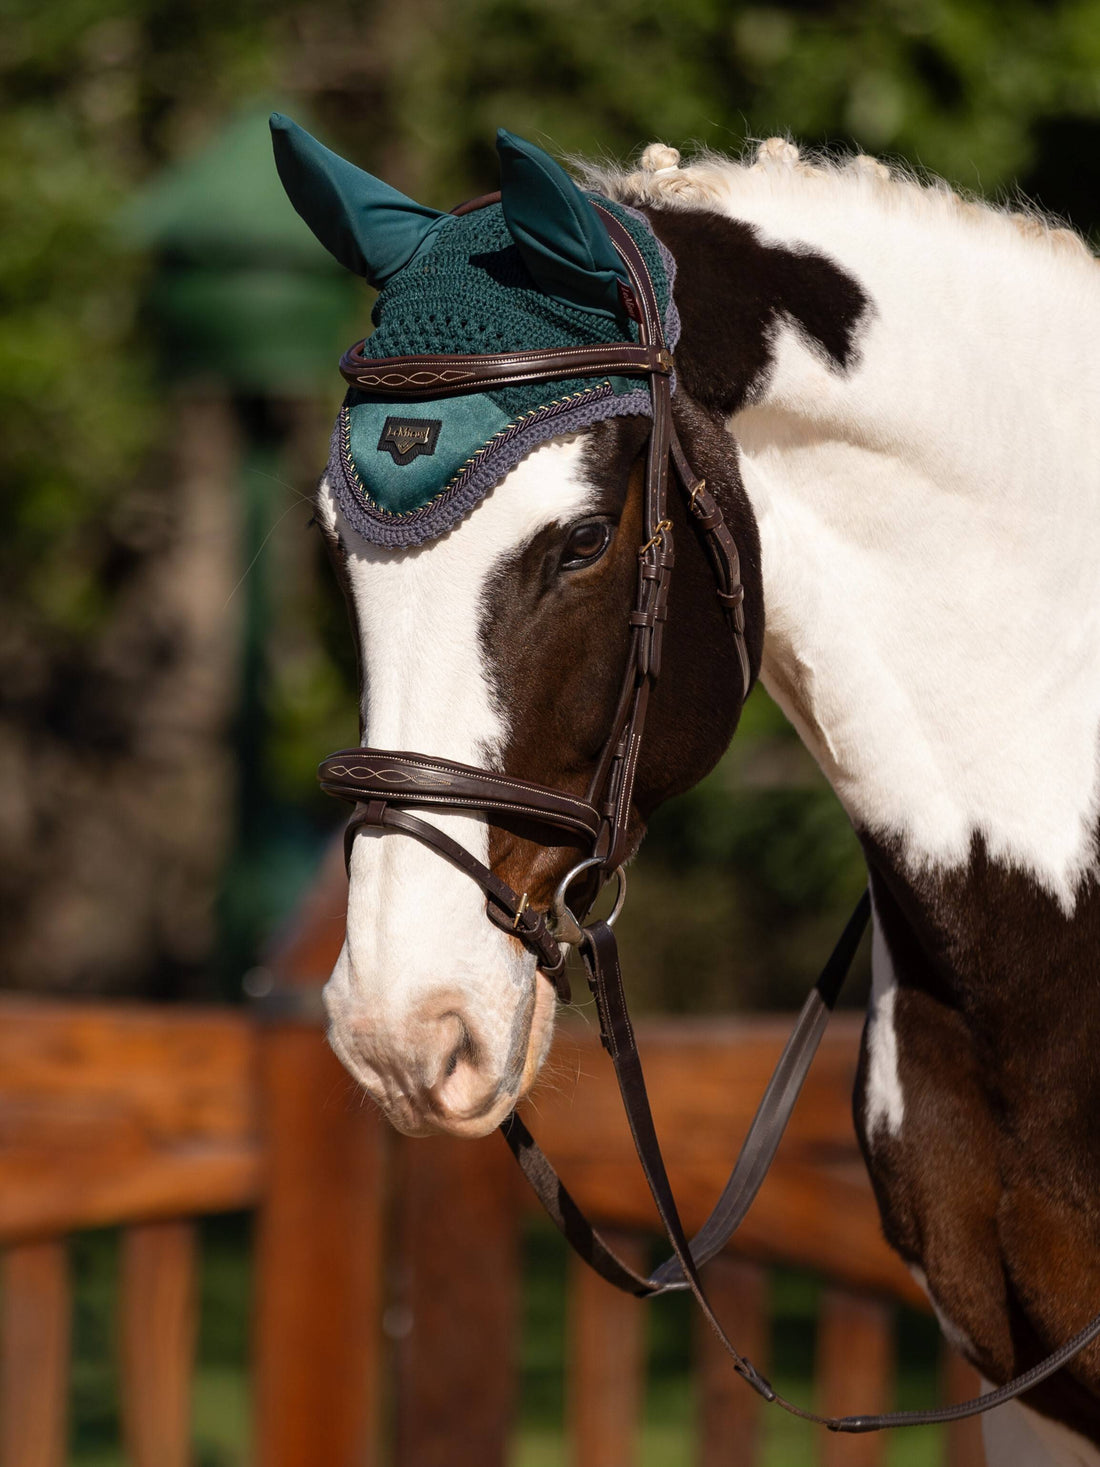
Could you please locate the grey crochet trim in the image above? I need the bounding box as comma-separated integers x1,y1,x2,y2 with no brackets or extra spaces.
329,383,653,548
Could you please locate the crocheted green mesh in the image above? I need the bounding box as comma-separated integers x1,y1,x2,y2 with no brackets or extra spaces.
358,196,669,416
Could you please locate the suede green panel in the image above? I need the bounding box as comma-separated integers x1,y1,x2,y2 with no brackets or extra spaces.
343,369,644,518
346,393,510,514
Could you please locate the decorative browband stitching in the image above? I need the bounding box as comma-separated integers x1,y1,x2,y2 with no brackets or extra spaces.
318,752,602,841
339,341,674,397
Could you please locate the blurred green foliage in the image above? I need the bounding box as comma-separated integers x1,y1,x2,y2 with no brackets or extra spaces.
3,0,1098,996
353,0,1100,213
3,1,274,642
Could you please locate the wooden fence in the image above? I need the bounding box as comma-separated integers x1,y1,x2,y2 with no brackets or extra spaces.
0,851,987,1466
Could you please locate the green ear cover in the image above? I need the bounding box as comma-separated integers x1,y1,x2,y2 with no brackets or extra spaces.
269,113,449,284
496,129,628,318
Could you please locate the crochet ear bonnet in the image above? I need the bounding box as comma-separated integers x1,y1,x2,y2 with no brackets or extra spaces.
270,115,678,547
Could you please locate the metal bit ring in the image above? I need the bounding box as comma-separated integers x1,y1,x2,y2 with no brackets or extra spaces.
549,858,627,947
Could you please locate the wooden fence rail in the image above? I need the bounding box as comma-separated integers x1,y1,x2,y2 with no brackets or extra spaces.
0,995,986,1467
0,855,986,1465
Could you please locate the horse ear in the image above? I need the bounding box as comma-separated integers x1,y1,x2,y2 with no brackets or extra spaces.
496,129,628,318
269,113,447,285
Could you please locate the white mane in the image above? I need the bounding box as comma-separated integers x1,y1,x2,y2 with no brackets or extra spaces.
581,136,1096,269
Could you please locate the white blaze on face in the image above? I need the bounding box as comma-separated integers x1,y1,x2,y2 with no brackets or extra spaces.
317,436,598,1137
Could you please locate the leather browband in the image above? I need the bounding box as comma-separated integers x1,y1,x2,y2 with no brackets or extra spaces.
340,341,674,398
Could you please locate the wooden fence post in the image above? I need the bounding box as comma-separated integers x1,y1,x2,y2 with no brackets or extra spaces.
942,1347,985,1467
696,1256,770,1467
393,1133,521,1467
119,1220,198,1467
253,1021,386,1467
816,1289,892,1467
0,1241,71,1467
568,1231,648,1467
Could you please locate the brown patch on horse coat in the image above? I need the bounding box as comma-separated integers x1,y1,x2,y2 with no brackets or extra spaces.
860,830,1100,1440
644,205,872,415
482,396,763,905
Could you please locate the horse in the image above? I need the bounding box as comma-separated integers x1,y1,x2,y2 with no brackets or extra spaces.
271,116,1100,1463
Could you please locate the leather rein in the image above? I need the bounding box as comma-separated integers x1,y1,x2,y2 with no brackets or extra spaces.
318,194,1100,1433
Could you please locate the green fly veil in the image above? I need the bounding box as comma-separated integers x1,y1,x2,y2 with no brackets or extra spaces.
270,115,679,547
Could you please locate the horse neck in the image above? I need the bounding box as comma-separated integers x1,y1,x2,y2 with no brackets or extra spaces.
716,173,1100,908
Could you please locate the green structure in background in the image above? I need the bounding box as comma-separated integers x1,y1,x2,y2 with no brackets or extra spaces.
121,108,358,391
123,109,360,989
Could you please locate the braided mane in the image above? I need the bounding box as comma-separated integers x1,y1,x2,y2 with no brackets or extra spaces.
580,137,1096,267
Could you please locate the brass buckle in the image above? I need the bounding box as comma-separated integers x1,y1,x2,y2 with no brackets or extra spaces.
512,892,530,930
639,519,672,557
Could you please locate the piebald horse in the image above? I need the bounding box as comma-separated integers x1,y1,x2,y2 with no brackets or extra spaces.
273,120,1100,1463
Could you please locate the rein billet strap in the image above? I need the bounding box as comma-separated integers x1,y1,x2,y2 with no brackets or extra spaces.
319,196,1100,1435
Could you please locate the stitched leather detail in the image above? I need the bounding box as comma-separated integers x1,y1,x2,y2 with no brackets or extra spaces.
340,342,672,397
324,762,455,788
319,749,601,840
360,368,472,389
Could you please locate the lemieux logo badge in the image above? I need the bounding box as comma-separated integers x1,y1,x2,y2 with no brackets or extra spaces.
377,417,442,465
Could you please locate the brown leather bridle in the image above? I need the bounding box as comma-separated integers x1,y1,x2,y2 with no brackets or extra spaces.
318,194,1100,1435
320,202,750,1001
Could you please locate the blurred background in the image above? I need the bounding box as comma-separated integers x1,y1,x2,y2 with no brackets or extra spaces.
2,1,1098,1462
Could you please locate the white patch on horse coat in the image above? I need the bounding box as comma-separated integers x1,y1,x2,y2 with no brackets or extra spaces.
864,896,904,1139
598,151,1100,909
908,1264,975,1355
980,1384,1100,1467
907,1270,1100,1466
318,437,597,1128
717,175,1100,909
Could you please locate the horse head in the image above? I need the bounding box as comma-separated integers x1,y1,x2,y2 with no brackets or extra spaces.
271,115,762,1137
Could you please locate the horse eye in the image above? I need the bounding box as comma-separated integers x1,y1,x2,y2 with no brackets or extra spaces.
561,519,613,570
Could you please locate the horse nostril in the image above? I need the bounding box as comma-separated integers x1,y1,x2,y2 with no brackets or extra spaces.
433,1016,500,1120
441,1015,479,1082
